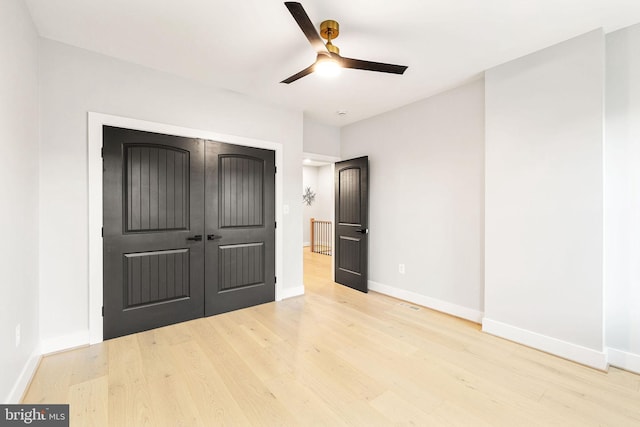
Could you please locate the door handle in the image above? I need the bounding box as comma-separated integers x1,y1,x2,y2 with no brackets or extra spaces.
186,235,203,241
207,234,222,241
355,228,368,234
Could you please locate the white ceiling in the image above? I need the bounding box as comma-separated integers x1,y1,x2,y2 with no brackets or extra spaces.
24,0,640,127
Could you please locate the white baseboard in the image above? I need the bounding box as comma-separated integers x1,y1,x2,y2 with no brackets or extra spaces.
482,318,608,370
368,280,484,323
7,350,41,403
303,242,310,247
607,348,640,374
40,330,90,355
278,285,305,301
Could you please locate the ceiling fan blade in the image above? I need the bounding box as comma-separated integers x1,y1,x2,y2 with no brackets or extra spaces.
284,2,329,55
281,63,315,84
341,57,408,75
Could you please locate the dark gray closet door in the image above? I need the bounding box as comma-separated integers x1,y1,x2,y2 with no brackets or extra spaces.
204,142,275,316
102,126,205,340
334,156,369,293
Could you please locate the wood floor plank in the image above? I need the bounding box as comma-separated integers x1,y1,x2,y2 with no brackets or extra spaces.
67,376,108,427
264,373,351,427
22,349,74,404
107,381,156,427
170,339,252,426
68,343,109,387
608,366,640,391
106,334,157,427
370,390,435,425
135,328,181,385
146,374,206,427
193,316,299,426
21,248,640,426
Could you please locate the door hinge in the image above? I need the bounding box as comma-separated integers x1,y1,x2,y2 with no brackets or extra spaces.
274,166,277,174
101,227,104,237
101,147,104,158
101,306,104,317
275,276,277,284
275,221,277,229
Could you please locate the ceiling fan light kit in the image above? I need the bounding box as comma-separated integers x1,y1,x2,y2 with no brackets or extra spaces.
314,55,341,77
281,2,408,84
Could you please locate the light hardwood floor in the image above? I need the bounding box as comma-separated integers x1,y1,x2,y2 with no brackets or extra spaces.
24,248,640,426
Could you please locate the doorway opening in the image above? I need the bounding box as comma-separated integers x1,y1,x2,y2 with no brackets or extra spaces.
301,154,370,293
302,153,339,283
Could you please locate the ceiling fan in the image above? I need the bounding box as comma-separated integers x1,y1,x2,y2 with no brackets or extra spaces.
281,2,408,84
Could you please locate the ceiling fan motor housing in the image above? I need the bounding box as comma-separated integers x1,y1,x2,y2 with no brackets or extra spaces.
320,20,339,40
320,20,340,54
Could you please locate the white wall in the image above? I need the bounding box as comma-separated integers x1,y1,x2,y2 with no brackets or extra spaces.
38,39,304,350
0,0,40,403
341,79,485,322
484,30,605,367
317,165,334,221
605,23,640,373
303,116,340,157
302,165,334,246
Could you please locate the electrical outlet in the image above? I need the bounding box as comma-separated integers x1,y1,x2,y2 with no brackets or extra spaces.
15,324,21,348
399,264,405,274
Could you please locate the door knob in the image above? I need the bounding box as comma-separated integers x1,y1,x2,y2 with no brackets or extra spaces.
186,235,202,241
355,228,368,234
207,234,222,241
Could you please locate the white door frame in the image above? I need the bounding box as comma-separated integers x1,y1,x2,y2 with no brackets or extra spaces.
88,112,284,344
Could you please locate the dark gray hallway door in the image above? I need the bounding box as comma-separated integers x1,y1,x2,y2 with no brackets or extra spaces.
334,156,369,293
103,126,275,340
